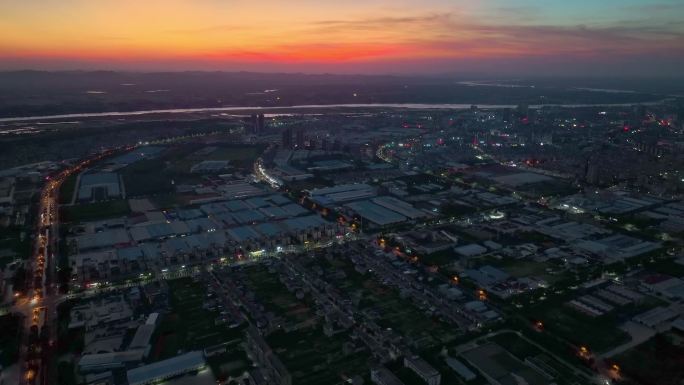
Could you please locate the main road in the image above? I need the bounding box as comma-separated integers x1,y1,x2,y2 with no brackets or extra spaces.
11,147,128,385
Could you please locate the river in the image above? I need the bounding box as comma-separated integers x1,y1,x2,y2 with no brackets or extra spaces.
0,100,666,123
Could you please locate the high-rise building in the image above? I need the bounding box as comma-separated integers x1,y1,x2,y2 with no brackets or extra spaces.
633,105,647,120
502,108,512,123
296,128,305,148
282,127,293,148
257,113,265,133
250,113,266,135
585,158,600,185
250,114,258,134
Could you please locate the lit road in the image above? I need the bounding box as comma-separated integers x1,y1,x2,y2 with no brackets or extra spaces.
253,157,282,189
10,147,129,385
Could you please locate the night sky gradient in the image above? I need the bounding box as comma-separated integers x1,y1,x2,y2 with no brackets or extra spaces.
1,0,683,76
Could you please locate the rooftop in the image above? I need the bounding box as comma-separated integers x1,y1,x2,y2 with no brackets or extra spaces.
127,351,205,385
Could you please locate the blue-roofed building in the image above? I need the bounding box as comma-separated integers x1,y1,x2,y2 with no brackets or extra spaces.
148,223,174,238
183,234,205,249
130,227,152,242
446,357,476,381
245,197,270,208
282,215,328,232
345,200,406,226
465,265,510,286
117,247,143,262
73,229,130,251
266,194,291,206
232,210,266,224
126,351,205,385
281,203,309,217
185,218,218,233
140,244,162,260
206,231,227,245
163,238,191,254
177,208,204,220
214,212,236,227
255,223,285,238
77,172,122,202
228,226,261,242
372,196,427,220
259,205,289,219
200,202,228,216
308,183,376,205
225,200,249,212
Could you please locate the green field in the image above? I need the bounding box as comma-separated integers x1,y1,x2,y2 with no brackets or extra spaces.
120,144,264,197
441,202,478,217
201,146,263,161
239,262,372,385
243,265,315,324
149,193,189,210
206,349,250,381
151,278,245,362
267,328,371,385
61,199,131,222
59,173,78,204
516,180,580,198
120,159,177,197
500,260,562,284
185,144,266,169
421,248,458,266
525,303,630,354
316,254,458,350
615,333,684,385
642,257,684,278
0,227,30,265
363,278,458,348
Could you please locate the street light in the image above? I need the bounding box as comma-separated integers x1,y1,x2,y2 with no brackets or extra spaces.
579,346,590,358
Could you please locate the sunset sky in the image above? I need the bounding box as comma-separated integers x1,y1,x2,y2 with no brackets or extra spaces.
1,0,683,75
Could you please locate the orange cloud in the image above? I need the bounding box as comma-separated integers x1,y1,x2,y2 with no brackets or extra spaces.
0,1,682,73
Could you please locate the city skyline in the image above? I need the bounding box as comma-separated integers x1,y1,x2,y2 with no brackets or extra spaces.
2,2,684,385
1,0,684,76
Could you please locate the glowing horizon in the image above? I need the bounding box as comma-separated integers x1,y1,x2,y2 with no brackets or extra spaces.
1,0,683,75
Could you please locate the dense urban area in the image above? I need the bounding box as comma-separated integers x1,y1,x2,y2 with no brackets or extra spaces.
1,96,684,385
